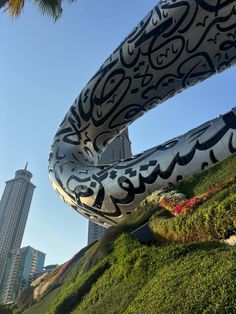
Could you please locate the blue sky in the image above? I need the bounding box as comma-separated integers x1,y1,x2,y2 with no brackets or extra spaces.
1,0,236,265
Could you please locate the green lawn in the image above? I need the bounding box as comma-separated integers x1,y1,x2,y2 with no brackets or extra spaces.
17,153,236,314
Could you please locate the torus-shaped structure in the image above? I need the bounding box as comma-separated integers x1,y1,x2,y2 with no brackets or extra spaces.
49,0,236,227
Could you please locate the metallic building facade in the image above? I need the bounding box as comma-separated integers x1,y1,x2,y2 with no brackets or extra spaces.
0,165,35,293
49,0,236,226
87,129,132,244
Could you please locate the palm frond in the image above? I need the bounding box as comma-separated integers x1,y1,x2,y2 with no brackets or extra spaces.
7,0,24,16
0,0,8,10
34,0,62,20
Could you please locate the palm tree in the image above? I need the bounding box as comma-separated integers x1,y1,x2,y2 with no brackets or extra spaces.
0,0,73,20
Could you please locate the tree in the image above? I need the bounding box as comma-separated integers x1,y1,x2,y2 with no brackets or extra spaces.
0,304,13,314
0,0,74,21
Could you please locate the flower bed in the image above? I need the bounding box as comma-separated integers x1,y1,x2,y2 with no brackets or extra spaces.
158,175,236,216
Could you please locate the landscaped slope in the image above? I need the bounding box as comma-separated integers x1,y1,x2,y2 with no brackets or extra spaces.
72,237,236,314
15,152,236,314
22,236,236,314
150,153,236,244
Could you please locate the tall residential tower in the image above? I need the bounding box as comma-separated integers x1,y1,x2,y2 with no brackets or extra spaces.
0,164,35,288
0,246,45,304
87,129,132,244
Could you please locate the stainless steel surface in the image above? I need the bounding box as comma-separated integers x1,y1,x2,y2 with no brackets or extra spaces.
49,0,236,226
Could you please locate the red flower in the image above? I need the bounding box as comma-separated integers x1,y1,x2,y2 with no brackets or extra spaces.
158,175,235,216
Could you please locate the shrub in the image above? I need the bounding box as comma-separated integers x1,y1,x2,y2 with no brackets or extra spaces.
150,191,236,244
159,175,236,216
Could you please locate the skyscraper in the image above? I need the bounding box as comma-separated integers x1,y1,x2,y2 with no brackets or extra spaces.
98,129,132,164
0,246,45,304
87,129,132,244
0,164,36,288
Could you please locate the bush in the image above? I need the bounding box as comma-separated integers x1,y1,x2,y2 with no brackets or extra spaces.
150,188,236,244
175,153,236,197
0,304,13,314
21,153,236,314
83,191,162,272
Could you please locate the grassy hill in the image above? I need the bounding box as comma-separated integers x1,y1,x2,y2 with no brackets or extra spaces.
13,153,236,314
